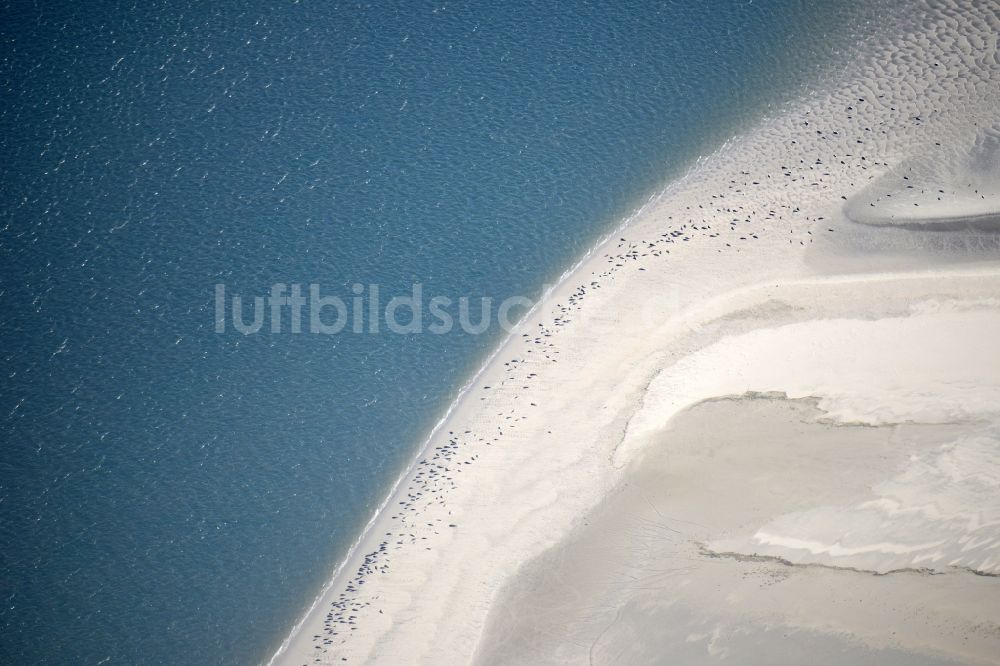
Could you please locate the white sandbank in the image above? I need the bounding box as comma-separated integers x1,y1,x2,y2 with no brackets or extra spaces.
272,1,1000,663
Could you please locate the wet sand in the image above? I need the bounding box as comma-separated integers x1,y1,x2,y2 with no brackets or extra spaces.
476,394,1000,665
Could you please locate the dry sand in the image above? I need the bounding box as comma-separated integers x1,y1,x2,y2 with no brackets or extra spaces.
272,1,1000,663
477,292,1000,664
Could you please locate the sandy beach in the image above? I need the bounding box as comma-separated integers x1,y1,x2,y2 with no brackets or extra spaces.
273,1,1000,663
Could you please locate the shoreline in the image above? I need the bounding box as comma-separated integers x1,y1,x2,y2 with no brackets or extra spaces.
266,159,680,666
273,1,1000,663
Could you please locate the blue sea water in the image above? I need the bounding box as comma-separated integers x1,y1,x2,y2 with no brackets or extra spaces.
0,1,876,663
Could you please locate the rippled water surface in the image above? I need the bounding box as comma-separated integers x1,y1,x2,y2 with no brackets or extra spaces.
0,1,872,662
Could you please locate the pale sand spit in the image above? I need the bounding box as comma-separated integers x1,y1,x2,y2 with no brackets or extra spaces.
273,1,1000,663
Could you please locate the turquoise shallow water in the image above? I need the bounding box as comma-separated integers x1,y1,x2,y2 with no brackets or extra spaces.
0,1,874,663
